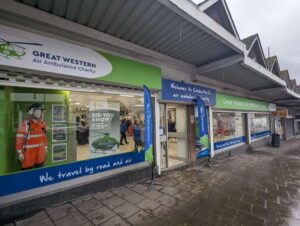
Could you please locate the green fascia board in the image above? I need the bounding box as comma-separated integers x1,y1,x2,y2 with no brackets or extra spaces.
216,93,273,112
96,52,162,90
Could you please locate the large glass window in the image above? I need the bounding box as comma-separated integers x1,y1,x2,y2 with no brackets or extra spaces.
250,113,270,139
213,112,246,150
0,87,144,175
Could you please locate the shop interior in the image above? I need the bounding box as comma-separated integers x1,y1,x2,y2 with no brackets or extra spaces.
250,113,270,134
213,112,246,143
69,91,145,161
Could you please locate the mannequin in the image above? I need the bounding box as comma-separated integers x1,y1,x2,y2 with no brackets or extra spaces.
16,103,48,170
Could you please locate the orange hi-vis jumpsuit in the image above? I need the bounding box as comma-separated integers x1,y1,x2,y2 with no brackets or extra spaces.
16,120,48,169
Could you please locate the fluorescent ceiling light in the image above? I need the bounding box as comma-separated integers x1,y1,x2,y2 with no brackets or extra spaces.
134,104,144,107
103,90,143,96
120,94,134,98
75,102,80,105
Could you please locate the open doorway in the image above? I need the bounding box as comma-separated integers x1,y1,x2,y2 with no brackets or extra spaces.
159,103,188,170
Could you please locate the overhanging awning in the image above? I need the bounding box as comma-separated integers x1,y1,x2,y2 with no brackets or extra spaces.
198,56,286,91
6,0,244,67
251,86,300,113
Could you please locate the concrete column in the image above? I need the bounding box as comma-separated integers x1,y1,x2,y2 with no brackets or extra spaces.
247,113,252,144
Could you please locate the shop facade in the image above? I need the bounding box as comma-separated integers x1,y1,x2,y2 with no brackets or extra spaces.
273,109,296,140
158,79,216,171
212,93,276,153
0,24,161,205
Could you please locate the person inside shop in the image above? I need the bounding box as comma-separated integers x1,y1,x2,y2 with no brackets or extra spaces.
127,121,133,137
78,121,89,145
16,103,48,170
120,119,129,145
217,115,225,139
133,120,142,151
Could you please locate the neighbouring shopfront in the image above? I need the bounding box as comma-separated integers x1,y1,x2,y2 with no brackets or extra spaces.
272,109,287,140
213,93,276,152
0,24,161,201
273,109,296,140
159,79,216,170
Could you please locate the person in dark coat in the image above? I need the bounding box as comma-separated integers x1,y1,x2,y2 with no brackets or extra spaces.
120,119,128,145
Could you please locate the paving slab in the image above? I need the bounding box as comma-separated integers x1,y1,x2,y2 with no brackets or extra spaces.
130,184,149,194
55,210,88,226
136,198,160,213
93,190,114,201
156,194,176,208
142,189,163,200
76,198,103,215
123,191,145,204
160,186,179,196
101,196,126,209
153,205,171,218
113,202,140,219
86,206,115,225
126,210,152,226
46,203,77,221
111,187,133,197
100,215,131,226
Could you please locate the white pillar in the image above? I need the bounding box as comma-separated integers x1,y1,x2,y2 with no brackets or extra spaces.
154,93,161,175
247,113,252,144
208,106,214,158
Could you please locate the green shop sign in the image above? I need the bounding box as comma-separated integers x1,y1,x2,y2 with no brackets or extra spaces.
0,24,161,90
216,93,276,112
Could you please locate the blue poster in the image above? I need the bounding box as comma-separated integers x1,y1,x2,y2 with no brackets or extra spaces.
143,86,153,161
251,131,271,139
214,136,246,151
196,98,210,158
0,151,145,197
162,79,216,105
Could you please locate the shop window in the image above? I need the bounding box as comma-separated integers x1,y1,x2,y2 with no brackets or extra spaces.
274,118,283,137
213,112,246,150
1,87,145,175
250,113,270,139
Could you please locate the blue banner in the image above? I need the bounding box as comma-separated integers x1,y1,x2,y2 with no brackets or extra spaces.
0,151,145,197
143,86,153,161
162,79,216,105
251,131,271,139
214,136,246,151
195,98,210,158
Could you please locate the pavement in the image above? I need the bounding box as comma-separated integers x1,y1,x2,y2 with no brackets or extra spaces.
6,138,300,226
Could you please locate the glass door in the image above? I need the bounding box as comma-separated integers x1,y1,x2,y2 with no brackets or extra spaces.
167,104,188,167
159,103,188,170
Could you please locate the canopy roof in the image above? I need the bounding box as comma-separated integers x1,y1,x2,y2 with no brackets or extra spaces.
15,0,244,67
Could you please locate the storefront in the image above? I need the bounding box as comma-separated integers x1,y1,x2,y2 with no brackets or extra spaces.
159,79,216,170
272,109,288,140
0,24,161,204
213,93,276,152
273,109,296,140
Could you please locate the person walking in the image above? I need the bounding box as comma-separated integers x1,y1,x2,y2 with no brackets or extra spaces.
120,119,128,145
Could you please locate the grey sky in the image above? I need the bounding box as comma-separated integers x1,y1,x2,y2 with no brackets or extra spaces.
226,0,300,83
